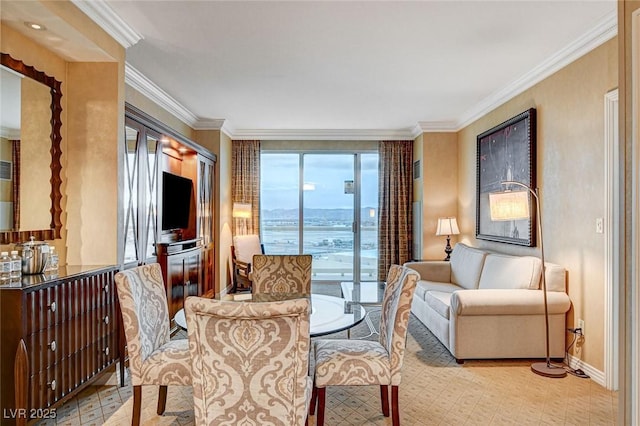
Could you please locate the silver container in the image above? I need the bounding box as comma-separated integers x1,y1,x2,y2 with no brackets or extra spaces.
15,237,50,275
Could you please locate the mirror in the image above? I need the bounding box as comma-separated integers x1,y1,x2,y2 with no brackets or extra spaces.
0,53,62,244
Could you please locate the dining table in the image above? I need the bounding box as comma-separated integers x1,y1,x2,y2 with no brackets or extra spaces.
173,293,367,337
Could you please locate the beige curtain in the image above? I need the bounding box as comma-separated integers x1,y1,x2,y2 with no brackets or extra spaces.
378,140,413,280
232,140,260,235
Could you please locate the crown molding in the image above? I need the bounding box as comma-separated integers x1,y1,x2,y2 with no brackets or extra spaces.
456,10,617,130
226,128,416,141
71,0,142,48
125,63,200,126
192,119,226,131
415,121,459,134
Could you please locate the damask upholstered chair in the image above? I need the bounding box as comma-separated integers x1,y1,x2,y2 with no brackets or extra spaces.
231,234,264,291
251,254,313,296
310,265,419,426
114,263,191,426
184,297,312,426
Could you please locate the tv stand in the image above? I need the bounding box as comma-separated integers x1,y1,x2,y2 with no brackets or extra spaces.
157,238,204,322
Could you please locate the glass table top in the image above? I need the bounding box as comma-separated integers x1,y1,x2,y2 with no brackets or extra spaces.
174,293,366,337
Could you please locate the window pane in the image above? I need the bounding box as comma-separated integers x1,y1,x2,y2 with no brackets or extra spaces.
303,154,354,281
260,153,299,254
360,153,378,281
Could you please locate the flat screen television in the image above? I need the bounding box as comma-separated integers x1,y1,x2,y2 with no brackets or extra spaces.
162,171,193,231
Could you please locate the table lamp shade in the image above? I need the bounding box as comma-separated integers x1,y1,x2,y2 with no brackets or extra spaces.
435,217,460,236
489,191,530,221
232,202,252,219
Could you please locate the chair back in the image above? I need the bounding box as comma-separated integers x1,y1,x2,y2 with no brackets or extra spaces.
378,265,420,385
252,254,312,295
114,263,171,384
232,234,263,263
185,297,311,426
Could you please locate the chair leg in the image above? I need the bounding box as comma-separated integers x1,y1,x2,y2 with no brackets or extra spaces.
380,384,390,417
391,385,400,426
310,385,317,415
316,387,326,426
157,385,168,415
132,385,142,426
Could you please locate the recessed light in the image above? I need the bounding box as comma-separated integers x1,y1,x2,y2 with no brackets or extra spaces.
24,22,46,31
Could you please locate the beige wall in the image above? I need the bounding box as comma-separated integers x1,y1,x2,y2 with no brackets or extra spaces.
414,132,458,260
194,129,233,295
65,62,121,265
0,3,124,265
455,38,617,371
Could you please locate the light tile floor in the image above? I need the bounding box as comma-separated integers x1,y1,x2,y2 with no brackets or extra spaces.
35,284,618,425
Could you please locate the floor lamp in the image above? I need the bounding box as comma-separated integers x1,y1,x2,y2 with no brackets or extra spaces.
489,181,567,378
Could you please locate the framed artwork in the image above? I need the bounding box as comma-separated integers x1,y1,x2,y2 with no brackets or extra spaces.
476,108,536,246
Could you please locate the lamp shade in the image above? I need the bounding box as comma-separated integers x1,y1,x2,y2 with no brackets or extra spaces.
435,217,460,236
232,202,252,219
489,190,530,221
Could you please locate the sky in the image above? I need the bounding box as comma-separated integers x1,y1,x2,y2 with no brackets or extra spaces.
260,153,378,210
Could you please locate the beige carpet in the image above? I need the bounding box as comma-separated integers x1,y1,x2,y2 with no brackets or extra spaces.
35,284,618,425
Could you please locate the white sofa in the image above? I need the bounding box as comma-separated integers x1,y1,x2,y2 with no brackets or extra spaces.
405,243,571,362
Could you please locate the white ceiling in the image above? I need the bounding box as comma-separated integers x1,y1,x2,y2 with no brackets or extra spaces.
4,1,618,139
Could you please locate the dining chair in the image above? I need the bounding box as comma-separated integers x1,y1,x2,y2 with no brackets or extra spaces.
310,265,419,426
231,234,264,292
185,296,312,425
251,254,313,295
114,263,191,426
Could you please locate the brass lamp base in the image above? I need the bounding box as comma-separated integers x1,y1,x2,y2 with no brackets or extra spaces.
531,362,567,378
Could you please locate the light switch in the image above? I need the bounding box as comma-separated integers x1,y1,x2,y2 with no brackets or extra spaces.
596,218,604,234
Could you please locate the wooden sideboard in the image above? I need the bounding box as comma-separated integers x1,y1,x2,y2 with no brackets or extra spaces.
0,265,119,425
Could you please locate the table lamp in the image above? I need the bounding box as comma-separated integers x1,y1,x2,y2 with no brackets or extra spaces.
489,181,566,378
232,202,252,234
435,217,459,261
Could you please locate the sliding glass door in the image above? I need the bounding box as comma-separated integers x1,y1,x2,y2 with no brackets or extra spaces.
261,151,378,282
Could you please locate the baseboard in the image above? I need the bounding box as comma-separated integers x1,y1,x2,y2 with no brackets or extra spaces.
567,353,605,386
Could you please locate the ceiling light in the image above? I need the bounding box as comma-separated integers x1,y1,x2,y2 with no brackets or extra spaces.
24,22,46,31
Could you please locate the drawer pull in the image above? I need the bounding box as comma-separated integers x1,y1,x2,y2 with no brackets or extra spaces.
104,347,110,356
49,301,57,312
49,341,56,352
48,380,56,391
104,315,110,325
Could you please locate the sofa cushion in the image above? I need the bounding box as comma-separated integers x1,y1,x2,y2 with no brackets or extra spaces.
425,291,452,320
478,254,542,290
544,263,567,292
414,280,461,302
450,243,487,289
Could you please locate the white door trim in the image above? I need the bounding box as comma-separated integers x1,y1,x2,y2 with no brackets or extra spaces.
604,88,619,391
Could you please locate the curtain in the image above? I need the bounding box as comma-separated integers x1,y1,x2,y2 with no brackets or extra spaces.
377,140,413,280
231,140,260,235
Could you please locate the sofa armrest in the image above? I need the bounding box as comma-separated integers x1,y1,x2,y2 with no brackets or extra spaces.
404,261,451,283
450,289,571,316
